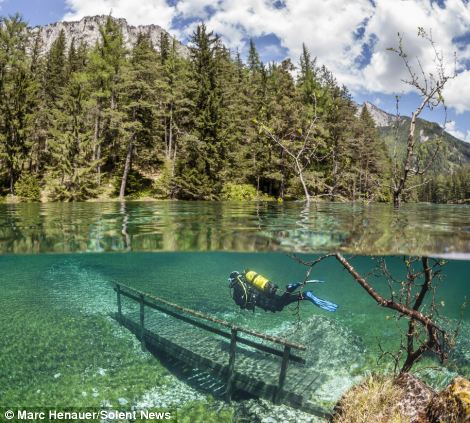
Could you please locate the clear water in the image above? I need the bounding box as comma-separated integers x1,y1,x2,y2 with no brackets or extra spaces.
1,201,470,256
0,202,469,416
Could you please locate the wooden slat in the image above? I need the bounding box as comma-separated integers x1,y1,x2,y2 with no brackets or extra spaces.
116,284,122,322
112,283,333,418
116,283,306,351
139,294,145,349
274,345,290,404
117,313,331,419
224,328,237,401
118,287,306,364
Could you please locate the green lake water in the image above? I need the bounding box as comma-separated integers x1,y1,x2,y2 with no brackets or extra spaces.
0,202,469,418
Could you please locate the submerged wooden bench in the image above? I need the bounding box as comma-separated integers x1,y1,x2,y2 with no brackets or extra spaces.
113,283,331,417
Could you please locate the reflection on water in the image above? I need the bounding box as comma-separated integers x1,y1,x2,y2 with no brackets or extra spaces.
1,201,470,256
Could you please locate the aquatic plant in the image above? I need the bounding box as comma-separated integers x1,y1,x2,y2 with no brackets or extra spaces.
176,399,235,423
0,300,170,407
332,374,409,423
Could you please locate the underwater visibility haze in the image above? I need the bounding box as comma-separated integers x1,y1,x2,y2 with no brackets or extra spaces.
0,201,469,419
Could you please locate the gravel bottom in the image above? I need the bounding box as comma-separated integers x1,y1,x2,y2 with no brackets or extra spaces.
234,398,327,423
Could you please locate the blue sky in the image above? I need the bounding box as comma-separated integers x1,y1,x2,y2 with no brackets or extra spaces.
1,0,470,141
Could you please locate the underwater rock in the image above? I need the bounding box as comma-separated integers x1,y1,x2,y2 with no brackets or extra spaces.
333,374,417,422
394,372,435,422
97,368,106,376
425,376,470,423
334,373,470,423
117,397,128,406
235,398,326,423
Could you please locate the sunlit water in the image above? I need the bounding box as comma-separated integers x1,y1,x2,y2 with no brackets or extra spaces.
0,202,469,414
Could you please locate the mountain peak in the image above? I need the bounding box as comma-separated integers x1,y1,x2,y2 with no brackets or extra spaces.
29,15,188,56
360,101,396,127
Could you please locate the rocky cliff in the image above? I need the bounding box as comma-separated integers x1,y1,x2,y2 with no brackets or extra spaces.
29,15,188,56
361,101,397,127
358,101,470,169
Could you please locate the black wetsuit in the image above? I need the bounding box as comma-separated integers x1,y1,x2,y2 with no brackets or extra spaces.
230,273,302,312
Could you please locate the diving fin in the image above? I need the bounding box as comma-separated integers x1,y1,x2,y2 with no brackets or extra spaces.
287,280,324,292
304,291,338,312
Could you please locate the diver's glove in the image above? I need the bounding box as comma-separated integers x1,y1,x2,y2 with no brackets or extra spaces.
304,291,338,312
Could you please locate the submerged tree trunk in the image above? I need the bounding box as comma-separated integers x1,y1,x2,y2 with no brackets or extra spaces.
295,159,311,203
172,141,177,177
119,137,134,199
93,113,101,185
9,167,14,194
168,105,173,160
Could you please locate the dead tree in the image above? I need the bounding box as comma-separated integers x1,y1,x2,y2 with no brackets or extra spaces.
292,253,460,374
388,28,456,207
257,94,326,203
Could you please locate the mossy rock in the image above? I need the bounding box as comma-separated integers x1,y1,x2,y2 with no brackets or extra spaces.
332,374,412,423
425,376,470,423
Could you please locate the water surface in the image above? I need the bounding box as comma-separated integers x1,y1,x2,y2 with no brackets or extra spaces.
1,201,470,257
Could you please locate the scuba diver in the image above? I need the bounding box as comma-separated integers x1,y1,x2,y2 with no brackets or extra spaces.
228,270,338,313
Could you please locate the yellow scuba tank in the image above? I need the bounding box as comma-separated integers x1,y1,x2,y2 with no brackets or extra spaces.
244,270,277,296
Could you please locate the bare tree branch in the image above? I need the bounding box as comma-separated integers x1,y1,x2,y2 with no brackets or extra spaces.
257,94,322,203
389,29,456,207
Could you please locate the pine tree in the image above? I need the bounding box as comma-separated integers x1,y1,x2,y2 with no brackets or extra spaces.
0,14,32,193
66,38,88,76
159,32,170,64
298,44,318,107
46,71,98,201
160,37,192,169
24,31,45,175
175,24,225,199
118,34,160,198
44,29,67,103
87,16,126,185
247,39,261,73
354,106,389,200
238,41,270,195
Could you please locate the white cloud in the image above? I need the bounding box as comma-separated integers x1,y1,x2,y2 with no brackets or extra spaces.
64,0,175,30
444,70,470,114
360,0,470,95
62,0,470,114
175,0,372,78
446,120,470,142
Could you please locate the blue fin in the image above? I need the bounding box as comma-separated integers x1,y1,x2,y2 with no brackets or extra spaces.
304,291,338,312
287,280,324,291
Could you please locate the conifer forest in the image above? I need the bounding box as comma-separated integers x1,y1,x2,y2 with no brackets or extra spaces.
1,15,469,203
